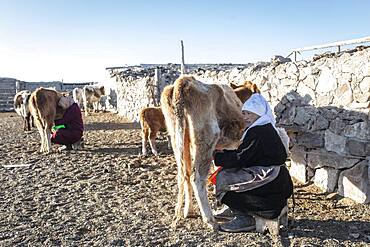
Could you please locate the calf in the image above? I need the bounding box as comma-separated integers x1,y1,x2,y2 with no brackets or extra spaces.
72,88,84,110
13,90,33,131
139,106,171,156
161,76,246,229
82,85,105,116
29,88,65,153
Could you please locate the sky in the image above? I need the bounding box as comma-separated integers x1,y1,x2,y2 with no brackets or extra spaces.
0,0,369,83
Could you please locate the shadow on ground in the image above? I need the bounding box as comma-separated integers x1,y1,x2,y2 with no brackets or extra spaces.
85,122,141,131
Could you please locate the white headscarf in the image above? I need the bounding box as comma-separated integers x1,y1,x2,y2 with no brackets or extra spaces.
241,93,277,140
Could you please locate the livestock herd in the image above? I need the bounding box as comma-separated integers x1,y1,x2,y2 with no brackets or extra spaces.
12,76,288,233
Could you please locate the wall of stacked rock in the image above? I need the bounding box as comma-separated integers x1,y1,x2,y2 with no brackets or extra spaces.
111,66,180,122
188,47,370,203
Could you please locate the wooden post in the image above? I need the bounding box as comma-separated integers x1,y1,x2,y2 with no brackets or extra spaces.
154,68,161,106
294,51,297,62
338,45,341,53
180,40,186,74
15,80,20,93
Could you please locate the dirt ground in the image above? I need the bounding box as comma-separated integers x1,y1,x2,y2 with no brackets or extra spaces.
0,112,369,246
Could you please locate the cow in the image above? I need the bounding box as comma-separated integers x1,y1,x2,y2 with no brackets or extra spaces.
139,81,259,157
139,106,171,156
230,80,260,103
13,90,34,131
29,88,65,153
82,85,105,116
72,88,84,110
160,75,246,230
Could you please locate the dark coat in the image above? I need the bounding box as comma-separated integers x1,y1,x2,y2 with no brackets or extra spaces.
214,123,293,218
51,103,83,145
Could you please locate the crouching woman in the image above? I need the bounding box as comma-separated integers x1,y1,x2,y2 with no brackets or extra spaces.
51,96,84,150
213,93,293,233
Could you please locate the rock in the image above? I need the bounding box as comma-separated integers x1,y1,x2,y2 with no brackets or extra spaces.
329,117,346,135
324,130,347,155
316,95,333,106
359,76,370,93
297,132,324,148
309,115,329,131
313,167,340,192
293,107,314,126
316,67,337,94
343,122,369,141
337,160,370,203
271,55,292,65
346,139,369,157
289,147,308,183
334,82,353,106
307,151,360,169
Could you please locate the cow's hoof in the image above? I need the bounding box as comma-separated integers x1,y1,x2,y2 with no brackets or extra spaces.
184,209,197,218
204,219,219,231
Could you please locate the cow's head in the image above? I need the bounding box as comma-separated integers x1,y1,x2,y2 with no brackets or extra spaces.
216,119,246,150
100,86,105,96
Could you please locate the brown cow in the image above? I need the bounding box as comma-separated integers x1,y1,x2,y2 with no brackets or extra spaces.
29,88,65,153
139,106,171,156
160,76,246,230
230,80,260,103
139,81,259,157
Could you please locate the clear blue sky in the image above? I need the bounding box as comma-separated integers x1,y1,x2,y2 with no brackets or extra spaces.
0,0,369,83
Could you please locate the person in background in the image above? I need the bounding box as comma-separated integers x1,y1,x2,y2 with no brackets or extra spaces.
213,93,293,233
51,96,84,150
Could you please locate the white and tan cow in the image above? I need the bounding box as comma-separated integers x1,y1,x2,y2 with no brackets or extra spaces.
13,90,33,131
82,85,105,116
139,106,171,156
160,76,246,229
29,88,65,153
72,88,84,110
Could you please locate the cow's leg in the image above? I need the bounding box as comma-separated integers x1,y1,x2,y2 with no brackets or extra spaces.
25,115,31,131
191,142,218,230
84,100,89,116
172,162,186,228
184,173,195,218
31,115,35,128
23,117,27,131
93,102,98,112
37,127,45,153
166,135,172,150
148,130,158,156
45,128,52,153
141,129,149,155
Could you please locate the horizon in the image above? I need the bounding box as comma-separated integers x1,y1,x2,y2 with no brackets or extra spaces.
1,0,369,83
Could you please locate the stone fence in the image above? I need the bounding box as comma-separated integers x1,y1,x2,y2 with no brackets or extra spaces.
0,78,117,112
111,47,370,203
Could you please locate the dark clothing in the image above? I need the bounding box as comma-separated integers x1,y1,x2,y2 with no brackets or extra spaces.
214,123,293,219
214,123,287,168
221,166,293,219
51,103,83,145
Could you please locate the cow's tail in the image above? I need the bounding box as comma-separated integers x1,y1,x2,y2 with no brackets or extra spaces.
30,89,46,129
172,76,192,174
139,108,146,129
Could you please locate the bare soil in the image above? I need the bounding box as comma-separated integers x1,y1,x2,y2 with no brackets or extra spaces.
0,112,369,246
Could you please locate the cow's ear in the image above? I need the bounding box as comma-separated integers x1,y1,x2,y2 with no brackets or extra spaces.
229,83,238,89
253,84,261,93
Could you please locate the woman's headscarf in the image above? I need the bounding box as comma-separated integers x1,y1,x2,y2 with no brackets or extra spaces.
241,93,277,139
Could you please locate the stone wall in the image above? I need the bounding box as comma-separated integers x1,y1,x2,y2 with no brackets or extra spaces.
110,65,180,121
111,47,370,203
188,47,370,203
